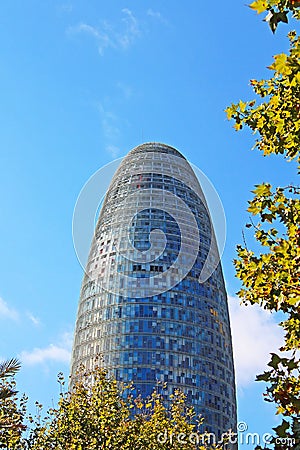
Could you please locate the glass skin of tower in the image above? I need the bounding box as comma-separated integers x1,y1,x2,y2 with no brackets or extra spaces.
71,143,237,437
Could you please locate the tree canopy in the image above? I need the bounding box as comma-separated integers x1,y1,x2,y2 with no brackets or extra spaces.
249,0,300,32
226,1,300,448
1,363,229,449
0,359,26,449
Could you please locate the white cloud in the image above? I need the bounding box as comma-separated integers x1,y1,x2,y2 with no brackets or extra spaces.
106,144,120,158
96,102,121,157
0,297,42,326
146,9,169,25
20,331,73,366
228,296,283,388
21,345,70,365
119,8,140,49
68,23,114,56
97,104,120,141
59,3,73,13
0,297,19,321
26,312,41,327
67,9,140,56
116,82,133,100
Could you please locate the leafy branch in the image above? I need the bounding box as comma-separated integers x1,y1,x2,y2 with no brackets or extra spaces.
226,2,300,447
249,0,300,32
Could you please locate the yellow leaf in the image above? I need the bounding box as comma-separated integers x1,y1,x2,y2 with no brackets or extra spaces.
239,100,247,112
268,53,292,75
249,0,267,14
234,123,242,131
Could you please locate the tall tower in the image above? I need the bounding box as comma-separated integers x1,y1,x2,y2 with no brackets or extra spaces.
71,143,236,437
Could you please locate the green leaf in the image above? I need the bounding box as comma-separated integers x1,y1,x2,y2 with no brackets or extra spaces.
0,358,21,380
273,419,290,437
265,10,289,33
256,372,271,382
267,353,281,369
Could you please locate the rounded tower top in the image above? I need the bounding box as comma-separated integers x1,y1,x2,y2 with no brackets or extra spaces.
128,142,186,160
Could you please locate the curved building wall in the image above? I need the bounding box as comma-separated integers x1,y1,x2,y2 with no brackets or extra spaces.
71,143,236,437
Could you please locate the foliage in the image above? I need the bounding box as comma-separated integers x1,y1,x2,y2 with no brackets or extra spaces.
0,358,21,402
0,358,27,449
235,184,299,320
233,184,300,448
0,361,229,449
226,31,300,166
26,365,224,450
226,1,300,448
230,188,300,429
249,0,300,32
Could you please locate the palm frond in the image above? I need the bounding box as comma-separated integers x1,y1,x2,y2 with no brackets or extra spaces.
0,358,21,380
0,386,17,401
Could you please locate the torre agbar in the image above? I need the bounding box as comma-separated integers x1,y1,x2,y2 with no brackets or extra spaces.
71,143,237,436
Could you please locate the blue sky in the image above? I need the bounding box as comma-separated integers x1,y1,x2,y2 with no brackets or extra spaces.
0,1,298,447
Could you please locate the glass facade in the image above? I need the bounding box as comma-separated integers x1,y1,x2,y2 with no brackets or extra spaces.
71,143,237,437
